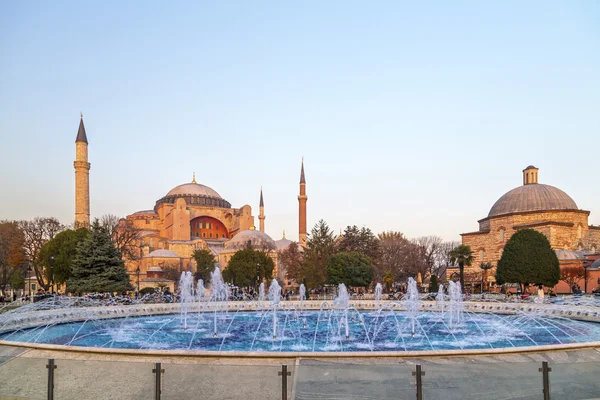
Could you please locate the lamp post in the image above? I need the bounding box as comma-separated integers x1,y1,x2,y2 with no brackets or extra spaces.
136,267,141,293
256,263,260,294
27,264,32,301
49,256,55,294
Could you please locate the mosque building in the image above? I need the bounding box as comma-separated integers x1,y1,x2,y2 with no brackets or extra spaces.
73,115,306,291
458,166,600,292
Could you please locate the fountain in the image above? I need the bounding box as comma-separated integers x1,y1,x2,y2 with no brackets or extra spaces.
268,280,281,339
258,282,265,309
374,283,383,309
3,277,600,354
179,271,194,330
404,277,421,336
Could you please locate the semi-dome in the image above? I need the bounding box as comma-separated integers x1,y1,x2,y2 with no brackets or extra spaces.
555,249,583,261
488,184,578,218
145,249,180,258
166,183,221,199
226,230,276,251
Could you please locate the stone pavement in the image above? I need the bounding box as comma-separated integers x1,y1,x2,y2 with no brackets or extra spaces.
1,344,600,399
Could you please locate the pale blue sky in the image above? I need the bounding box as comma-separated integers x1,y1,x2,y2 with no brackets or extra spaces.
1,1,599,241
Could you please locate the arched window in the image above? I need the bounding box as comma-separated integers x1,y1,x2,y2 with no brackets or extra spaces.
479,249,485,261
499,228,505,242
210,233,213,238
203,233,206,238
577,225,583,239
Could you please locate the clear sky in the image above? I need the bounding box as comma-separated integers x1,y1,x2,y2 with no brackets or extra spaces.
1,1,599,241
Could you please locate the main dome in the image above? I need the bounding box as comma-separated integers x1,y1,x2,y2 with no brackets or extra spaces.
166,183,221,199
488,184,578,218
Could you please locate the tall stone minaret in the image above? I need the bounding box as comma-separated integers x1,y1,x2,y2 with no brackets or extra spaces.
74,113,90,228
258,187,265,233
298,158,307,246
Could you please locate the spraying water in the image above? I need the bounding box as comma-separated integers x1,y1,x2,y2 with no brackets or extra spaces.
210,267,225,337
436,284,445,319
404,277,421,336
258,282,265,310
179,271,194,329
335,283,351,340
268,280,281,339
448,280,463,328
374,283,383,310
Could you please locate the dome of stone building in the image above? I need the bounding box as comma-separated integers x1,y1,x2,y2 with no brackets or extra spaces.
226,230,276,251
555,249,583,261
488,184,578,218
275,238,294,251
166,183,222,199
590,259,600,270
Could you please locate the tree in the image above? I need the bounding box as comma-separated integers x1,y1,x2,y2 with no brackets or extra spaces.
495,229,560,290
560,266,585,293
193,249,216,284
382,271,394,292
0,221,26,296
19,217,65,291
278,242,304,284
67,220,133,293
435,241,461,279
300,220,336,289
428,274,439,293
412,236,443,277
376,231,413,281
449,244,473,293
337,225,380,260
327,251,374,287
479,262,494,293
38,228,90,287
100,214,142,261
222,249,274,288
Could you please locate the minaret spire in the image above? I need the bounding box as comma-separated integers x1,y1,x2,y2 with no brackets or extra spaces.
74,114,91,228
298,157,308,246
192,172,197,184
258,186,265,233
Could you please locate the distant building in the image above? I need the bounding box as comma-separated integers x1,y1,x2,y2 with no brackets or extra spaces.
458,166,600,292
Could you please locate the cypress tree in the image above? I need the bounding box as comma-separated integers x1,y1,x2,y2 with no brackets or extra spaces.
68,220,133,293
495,229,560,290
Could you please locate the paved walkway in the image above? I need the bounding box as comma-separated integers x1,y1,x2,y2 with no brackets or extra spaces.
1,344,600,399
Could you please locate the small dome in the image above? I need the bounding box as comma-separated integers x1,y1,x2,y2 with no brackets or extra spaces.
555,249,582,261
590,259,600,270
488,184,578,218
166,183,221,199
275,238,294,251
147,266,163,272
145,249,180,258
226,230,276,251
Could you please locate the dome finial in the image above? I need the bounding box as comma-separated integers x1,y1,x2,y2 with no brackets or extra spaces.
191,172,196,184
282,230,286,239
80,111,83,119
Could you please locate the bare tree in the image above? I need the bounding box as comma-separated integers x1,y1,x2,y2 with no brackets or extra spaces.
19,217,65,290
100,214,143,262
377,231,416,281
412,236,443,278
435,240,460,279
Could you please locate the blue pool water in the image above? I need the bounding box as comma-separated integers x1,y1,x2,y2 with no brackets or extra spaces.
2,310,600,352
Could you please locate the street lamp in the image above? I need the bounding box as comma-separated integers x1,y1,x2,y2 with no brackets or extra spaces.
135,266,141,293
256,263,260,294
27,264,32,301
49,256,55,294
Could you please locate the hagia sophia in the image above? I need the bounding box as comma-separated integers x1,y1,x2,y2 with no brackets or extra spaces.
74,115,306,291
74,116,600,293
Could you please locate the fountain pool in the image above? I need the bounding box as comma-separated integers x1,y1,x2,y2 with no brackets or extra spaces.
3,303,600,353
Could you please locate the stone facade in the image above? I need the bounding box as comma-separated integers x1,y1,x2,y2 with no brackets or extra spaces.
460,166,600,286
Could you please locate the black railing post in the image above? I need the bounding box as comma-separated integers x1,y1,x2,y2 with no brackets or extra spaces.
412,364,425,400
153,362,164,400
278,364,291,400
539,361,551,400
46,358,56,400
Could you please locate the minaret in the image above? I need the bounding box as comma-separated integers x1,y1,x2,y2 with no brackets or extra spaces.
258,187,265,233
74,113,91,228
298,158,308,246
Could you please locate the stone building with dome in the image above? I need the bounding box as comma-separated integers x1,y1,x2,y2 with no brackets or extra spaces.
459,165,600,291
72,116,309,291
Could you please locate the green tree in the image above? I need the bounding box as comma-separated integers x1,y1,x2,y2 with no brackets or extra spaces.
495,229,560,290
192,249,216,284
449,244,473,293
428,274,439,293
300,220,336,289
38,228,89,287
222,249,274,289
0,221,26,296
327,251,374,287
67,220,133,293
337,225,380,260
